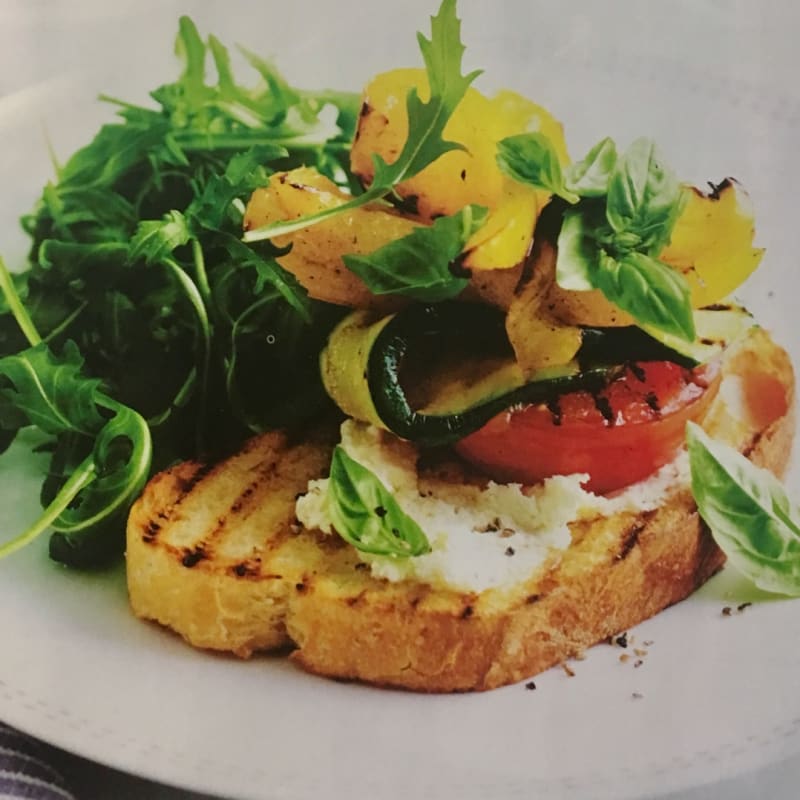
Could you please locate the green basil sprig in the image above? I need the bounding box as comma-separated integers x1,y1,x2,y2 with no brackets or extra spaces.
326,445,431,558
497,133,694,342
687,422,800,597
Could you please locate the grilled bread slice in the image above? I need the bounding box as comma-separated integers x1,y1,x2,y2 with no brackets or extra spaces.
127,326,795,691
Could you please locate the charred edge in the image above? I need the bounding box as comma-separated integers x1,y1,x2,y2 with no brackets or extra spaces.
629,362,647,382
546,397,563,426
181,546,207,568
295,581,308,594
645,392,662,416
359,101,372,118
461,604,474,620
592,392,615,425
615,513,652,562
704,302,733,312
705,178,732,200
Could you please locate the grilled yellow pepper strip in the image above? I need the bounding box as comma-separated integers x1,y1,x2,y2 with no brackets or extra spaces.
350,68,569,270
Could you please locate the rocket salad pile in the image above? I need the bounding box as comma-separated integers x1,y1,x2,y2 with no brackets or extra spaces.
0,0,799,595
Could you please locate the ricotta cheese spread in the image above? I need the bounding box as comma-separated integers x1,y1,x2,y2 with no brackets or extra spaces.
295,420,691,593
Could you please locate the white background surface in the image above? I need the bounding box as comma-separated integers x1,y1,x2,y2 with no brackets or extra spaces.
0,2,799,798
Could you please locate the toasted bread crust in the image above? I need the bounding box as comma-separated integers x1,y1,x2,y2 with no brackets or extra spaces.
127,327,795,691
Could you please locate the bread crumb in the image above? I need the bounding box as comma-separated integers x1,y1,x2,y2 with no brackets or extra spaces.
632,692,644,700
619,654,630,664
561,662,576,677
633,648,648,657
525,681,536,691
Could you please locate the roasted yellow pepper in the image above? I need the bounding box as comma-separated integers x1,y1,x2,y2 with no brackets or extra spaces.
244,167,418,308
661,179,763,308
350,68,569,270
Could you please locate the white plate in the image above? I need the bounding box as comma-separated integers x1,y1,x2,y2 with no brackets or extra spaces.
0,2,799,799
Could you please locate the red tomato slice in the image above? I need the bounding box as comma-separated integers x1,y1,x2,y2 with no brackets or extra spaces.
455,361,721,494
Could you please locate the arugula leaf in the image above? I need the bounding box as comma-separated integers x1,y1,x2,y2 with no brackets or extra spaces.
326,446,431,557
595,251,695,341
606,137,685,253
496,133,578,204
687,422,800,596
188,145,284,231
0,341,105,436
564,137,617,197
129,210,192,265
0,342,152,566
342,205,486,302
244,0,480,242
372,0,480,185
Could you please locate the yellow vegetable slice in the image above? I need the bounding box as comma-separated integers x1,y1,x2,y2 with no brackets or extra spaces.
350,68,569,270
660,178,763,308
244,167,418,308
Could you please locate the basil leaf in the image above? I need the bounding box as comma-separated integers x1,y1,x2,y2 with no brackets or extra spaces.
606,138,684,253
327,446,431,557
564,137,617,197
496,133,578,204
687,422,800,597
555,208,601,291
596,251,695,341
343,205,486,302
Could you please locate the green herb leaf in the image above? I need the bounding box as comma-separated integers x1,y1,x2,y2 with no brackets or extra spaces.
343,205,486,302
496,132,578,203
129,210,192,265
0,341,105,436
243,0,480,242
554,208,602,291
327,446,431,557
372,0,480,185
564,137,617,197
687,422,800,596
606,137,685,253
595,251,695,341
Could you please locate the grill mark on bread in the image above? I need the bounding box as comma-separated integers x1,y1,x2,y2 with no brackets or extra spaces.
174,462,216,501
181,546,208,568
615,511,655,562
142,518,162,544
